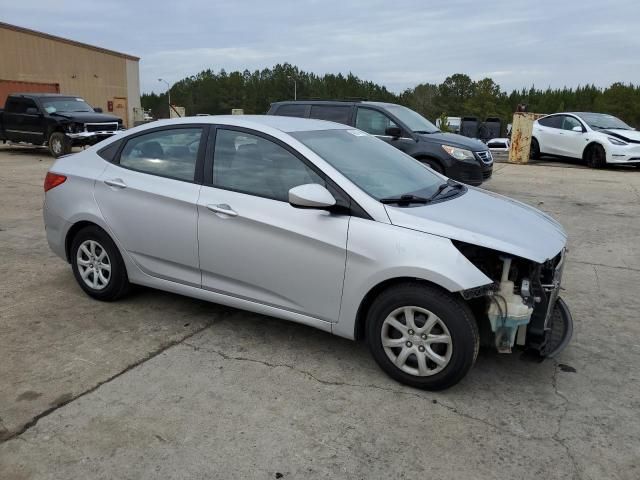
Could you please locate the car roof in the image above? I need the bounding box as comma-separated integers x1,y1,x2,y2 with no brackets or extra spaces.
10,93,79,98
271,99,400,109
139,115,353,133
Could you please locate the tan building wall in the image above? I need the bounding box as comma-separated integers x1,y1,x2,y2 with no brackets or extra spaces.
0,23,140,127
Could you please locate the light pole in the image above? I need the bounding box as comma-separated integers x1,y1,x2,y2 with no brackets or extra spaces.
158,78,171,109
287,75,297,101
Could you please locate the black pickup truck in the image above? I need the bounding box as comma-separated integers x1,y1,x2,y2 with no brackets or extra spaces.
0,93,123,157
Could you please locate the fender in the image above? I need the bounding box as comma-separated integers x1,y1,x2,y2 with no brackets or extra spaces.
333,216,492,339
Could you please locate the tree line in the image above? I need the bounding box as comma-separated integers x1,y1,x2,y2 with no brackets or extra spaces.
142,63,640,129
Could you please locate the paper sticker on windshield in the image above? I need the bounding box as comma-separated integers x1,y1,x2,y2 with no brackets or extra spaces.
76,98,85,102
347,129,368,136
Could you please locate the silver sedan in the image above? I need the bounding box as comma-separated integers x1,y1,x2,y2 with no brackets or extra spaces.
43,115,573,390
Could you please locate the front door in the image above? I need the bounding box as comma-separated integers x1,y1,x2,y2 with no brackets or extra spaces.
197,127,350,322
355,107,414,154
555,115,586,159
94,126,205,285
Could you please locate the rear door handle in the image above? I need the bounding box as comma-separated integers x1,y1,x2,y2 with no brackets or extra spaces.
104,178,127,188
207,204,238,217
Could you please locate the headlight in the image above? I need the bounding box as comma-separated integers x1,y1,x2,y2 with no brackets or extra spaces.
607,136,627,146
66,123,83,133
442,144,475,160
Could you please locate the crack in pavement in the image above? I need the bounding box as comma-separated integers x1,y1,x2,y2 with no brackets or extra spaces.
0,321,216,444
1,325,582,478
184,341,582,476
551,360,582,480
572,259,640,273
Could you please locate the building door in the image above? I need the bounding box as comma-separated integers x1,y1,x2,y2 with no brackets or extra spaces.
112,97,128,127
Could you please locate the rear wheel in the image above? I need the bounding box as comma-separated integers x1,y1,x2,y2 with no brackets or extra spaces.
366,283,479,390
48,132,71,158
585,144,606,168
70,226,130,301
530,138,541,159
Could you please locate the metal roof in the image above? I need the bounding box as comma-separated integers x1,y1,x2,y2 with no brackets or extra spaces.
0,22,139,61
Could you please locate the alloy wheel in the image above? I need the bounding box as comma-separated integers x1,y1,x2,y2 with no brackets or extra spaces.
381,306,453,376
76,239,111,290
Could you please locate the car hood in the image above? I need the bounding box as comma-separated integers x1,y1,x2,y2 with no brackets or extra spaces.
51,112,122,124
385,187,567,263
418,132,488,151
600,129,640,144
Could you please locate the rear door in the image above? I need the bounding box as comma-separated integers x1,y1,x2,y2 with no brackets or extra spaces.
535,115,562,155
94,125,206,286
197,126,350,322
3,97,45,143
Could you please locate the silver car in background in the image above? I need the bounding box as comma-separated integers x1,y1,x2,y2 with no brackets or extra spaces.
43,115,573,390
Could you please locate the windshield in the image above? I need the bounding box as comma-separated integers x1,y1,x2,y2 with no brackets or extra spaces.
291,129,443,200
41,98,94,114
578,113,632,131
383,105,439,133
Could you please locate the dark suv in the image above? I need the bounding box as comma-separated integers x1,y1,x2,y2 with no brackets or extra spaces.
267,100,493,185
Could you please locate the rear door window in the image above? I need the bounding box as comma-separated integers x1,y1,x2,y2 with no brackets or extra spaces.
118,128,203,182
274,104,308,118
538,115,561,129
309,105,352,125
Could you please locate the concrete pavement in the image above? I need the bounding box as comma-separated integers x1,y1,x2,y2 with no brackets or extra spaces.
1,145,639,479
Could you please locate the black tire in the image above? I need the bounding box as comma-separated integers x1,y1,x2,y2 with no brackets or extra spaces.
48,131,71,158
421,158,443,174
366,283,479,390
585,143,606,169
530,138,541,160
70,225,130,301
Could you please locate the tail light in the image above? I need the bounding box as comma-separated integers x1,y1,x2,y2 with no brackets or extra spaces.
44,172,67,192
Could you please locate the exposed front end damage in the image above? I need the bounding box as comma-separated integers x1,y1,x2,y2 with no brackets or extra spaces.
455,241,573,357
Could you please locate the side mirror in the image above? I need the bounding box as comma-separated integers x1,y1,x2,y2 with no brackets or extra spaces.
289,184,336,209
94,107,103,113
572,125,583,133
25,107,40,115
385,126,402,138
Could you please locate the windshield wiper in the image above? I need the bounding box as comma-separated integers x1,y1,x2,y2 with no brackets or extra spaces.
381,180,464,206
427,179,464,202
413,130,438,134
380,194,430,205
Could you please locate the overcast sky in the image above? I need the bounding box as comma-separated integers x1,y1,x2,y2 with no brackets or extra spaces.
2,0,639,94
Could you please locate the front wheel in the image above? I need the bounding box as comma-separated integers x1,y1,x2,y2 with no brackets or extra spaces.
585,144,606,168
366,283,479,390
48,132,71,158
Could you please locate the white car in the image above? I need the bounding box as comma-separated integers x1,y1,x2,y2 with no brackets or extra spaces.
487,138,510,152
531,112,640,168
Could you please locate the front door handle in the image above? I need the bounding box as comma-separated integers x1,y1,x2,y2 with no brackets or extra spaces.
207,204,238,217
104,178,127,188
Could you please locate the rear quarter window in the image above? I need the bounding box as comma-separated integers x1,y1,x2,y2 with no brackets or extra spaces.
309,105,352,125
274,104,308,118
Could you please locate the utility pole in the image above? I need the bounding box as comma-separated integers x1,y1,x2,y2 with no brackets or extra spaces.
287,75,297,101
158,78,171,110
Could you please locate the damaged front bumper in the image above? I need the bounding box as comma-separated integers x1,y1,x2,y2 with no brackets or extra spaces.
459,244,573,357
